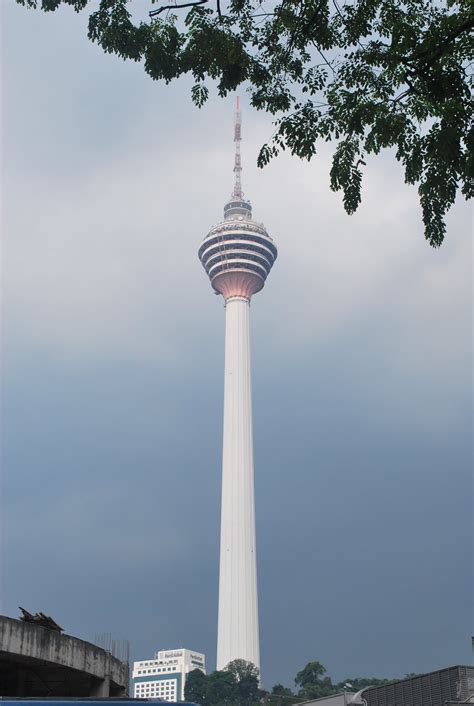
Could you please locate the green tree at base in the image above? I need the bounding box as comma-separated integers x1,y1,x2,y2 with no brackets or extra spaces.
295,660,336,700
335,677,393,692
185,657,400,705
207,670,239,705
184,659,262,706
225,658,260,683
185,668,209,705
266,683,304,706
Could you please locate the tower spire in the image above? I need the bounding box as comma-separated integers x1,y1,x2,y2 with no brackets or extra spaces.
232,96,243,199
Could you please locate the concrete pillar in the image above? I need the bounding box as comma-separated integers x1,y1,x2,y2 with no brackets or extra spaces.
90,676,110,697
90,653,110,696
216,295,259,671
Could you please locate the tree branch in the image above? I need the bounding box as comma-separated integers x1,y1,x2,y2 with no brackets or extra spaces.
149,0,208,18
414,16,474,67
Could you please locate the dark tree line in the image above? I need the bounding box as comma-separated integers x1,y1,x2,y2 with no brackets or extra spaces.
184,658,395,705
184,659,263,706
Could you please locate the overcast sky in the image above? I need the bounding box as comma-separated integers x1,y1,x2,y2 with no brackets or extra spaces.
1,0,472,691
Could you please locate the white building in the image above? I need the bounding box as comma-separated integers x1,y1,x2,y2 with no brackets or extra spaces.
198,98,277,672
132,648,205,701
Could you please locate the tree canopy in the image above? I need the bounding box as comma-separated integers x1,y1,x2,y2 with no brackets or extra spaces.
17,0,473,246
273,659,395,702
335,676,393,691
185,667,209,705
184,660,262,706
183,658,394,705
295,660,337,699
225,658,260,683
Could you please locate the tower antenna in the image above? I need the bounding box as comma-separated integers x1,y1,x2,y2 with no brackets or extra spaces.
232,96,243,199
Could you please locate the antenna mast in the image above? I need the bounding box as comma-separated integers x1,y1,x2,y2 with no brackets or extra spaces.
232,96,243,199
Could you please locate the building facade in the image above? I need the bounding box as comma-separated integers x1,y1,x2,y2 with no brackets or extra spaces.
198,98,277,672
358,666,474,706
132,648,205,701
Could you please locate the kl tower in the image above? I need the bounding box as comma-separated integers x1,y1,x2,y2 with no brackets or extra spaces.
198,98,277,672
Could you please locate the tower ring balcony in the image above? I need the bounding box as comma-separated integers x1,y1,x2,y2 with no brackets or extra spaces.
199,219,277,300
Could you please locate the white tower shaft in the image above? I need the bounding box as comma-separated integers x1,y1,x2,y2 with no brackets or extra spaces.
216,295,260,671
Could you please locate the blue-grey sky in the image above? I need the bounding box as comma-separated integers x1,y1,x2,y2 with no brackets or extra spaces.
1,0,472,690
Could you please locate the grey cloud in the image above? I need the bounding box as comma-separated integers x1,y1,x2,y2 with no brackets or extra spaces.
2,0,471,691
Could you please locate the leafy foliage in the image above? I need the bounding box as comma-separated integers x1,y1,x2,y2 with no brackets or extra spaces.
334,676,393,691
225,658,260,682
291,660,396,700
271,683,294,695
17,0,473,245
208,670,241,705
185,668,209,705
183,661,262,706
266,683,305,706
185,658,394,704
295,660,337,699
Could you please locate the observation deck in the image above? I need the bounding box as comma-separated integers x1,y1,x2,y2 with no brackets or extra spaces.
198,199,277,301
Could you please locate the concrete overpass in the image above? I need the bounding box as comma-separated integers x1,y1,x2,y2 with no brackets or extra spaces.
0,616,128,697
